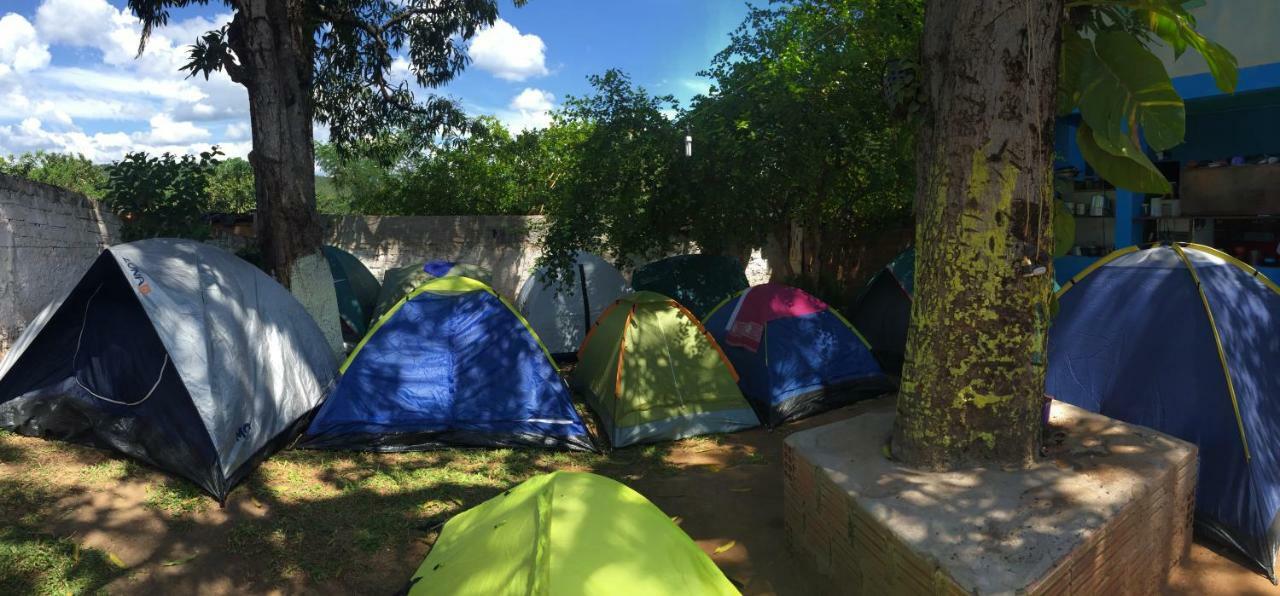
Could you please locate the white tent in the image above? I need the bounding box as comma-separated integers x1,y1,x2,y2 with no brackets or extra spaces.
516,252,628,356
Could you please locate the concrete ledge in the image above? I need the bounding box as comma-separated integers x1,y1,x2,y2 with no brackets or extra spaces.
783,401,1197,595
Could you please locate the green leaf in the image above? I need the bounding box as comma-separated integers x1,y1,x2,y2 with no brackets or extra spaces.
1185,33,1238,93
1076,122,1171,194
1144,11,1188,59
1079,31,1184,153
1053,200,1076,258
1057,28,1090,116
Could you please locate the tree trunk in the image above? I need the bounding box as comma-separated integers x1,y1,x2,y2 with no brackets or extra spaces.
891,0,1062,470
226,1,321,285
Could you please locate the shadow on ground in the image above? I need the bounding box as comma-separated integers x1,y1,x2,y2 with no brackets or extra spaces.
1,399,1276,595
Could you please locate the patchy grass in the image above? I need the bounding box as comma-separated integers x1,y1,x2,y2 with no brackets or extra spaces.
78,459,141,486
0,432,127,593
145,479,209,517
0,528,124,596
0,427,682,592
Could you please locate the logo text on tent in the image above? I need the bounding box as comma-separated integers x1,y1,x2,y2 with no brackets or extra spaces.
121,257,152,295
235,423,251,441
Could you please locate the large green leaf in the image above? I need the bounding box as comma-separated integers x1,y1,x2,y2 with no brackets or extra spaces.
1128,0,1238,92
1053,200,1076,257
1079,31,1185,154
1076,122,1171,193
1185,33,1238,93
1057,28,1090,116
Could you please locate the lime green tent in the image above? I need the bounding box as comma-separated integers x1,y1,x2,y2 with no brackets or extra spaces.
573,292,758,447
407,471,739,596
373,261,493,320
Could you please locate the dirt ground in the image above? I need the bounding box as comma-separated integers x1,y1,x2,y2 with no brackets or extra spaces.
2,397,1276,594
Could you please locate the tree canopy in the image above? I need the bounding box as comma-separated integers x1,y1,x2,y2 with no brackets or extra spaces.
124,0,522,281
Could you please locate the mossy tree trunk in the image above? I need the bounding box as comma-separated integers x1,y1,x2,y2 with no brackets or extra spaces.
891,0,1062,470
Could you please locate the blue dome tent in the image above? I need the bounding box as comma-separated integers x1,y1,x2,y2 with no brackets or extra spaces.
704,284,895,426
1048,242,1280,580
301,276,593,452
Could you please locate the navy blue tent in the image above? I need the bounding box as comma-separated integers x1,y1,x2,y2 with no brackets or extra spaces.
849,248,915,375
1048,242,1280,580
704,284,895,426
300,276,593,452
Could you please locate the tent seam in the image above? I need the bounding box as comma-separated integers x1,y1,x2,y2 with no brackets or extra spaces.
1171,243,1252,462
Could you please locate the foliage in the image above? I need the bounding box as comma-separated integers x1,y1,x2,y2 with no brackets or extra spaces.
684,0,921,253
538,70,683,278
316,117,563,217
315,143,395,214
534,0,923,284
146,0,522,157
1058,0,1237,192
102,148,223,241
206,157,255,213
0,152,108,199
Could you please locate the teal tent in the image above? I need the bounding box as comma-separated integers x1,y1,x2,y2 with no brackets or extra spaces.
322,246,380,345
632,254,749,319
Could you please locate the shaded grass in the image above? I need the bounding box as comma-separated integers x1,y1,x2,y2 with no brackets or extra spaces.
0,528,123,596
0,424,725,592
0,431,127,593
219,445,679,584
145,478,209,517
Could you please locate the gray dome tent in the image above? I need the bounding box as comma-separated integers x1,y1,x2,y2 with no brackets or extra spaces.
0,239,338,502
516,252,628,357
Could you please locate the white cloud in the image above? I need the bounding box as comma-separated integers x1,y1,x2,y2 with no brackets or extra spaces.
42,67,206,103
224,121,250,141
0,14,51,77
137,113,209,145
0,113,235,162
469,19,548,82
511,88,554,113
500,88,555,131
0,1,251,162
33,0,118,47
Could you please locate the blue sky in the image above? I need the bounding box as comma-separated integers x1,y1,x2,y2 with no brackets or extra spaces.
0,0,749,162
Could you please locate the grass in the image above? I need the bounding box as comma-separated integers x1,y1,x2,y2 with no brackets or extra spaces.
0,425,689,592
0,432,128,593
144,479,209,517
79,459,140,486
0,528,123,596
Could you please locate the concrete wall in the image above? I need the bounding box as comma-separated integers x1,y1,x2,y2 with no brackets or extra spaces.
0,174,120,353
326,215,778,298
326,215,546,298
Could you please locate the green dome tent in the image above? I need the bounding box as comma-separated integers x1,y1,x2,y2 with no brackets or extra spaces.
405,471,739,596
372,260,493,321
573,292,758,447
321,246,380,345
632,254,749,319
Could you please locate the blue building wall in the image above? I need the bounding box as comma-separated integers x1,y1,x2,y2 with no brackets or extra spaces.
1054,62,1280,286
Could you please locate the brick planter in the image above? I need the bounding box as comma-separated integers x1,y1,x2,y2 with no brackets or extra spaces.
783,402,1197,595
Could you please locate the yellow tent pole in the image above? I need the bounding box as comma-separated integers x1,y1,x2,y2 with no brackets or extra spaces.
702,288,747,322
1171,243,1252,462
1184,243,1280,297
1055,244,1142,299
